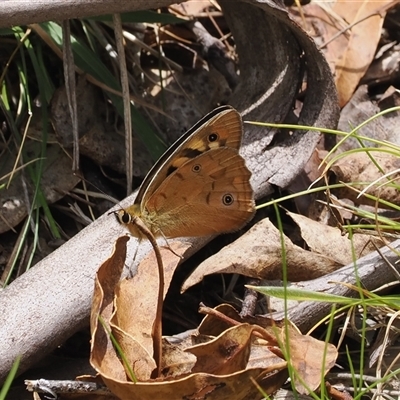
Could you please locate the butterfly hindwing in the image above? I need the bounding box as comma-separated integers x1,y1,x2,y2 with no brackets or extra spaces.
135,106,243,208
143,147,255,237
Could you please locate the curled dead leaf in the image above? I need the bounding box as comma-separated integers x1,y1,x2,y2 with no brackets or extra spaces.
89,237,289,399
281,326,338,394
187,324,253,375
88,230,338,399
287,211,384,265
182,218,342,292
331,149,400,207
332,0,392,106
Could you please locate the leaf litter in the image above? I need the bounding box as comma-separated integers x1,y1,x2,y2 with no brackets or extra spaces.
8,1,400,398
85,236,337,400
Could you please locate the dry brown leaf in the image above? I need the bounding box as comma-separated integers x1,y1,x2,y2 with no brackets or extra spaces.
182,218,342,291
0,0,340,385
110,240,188,380
187,324,253,375
287,211,384,265
111,324,156,381
89,238,289,399
197,305,338,394
331,149,400,206
90,235,131,383
289,3,348,72
198,304,285,370
332,0,392,106
281,325,338,394
199,304,279,333
95,320,287,399
160,339,197,378
88,237,337,399
292,1,393,107
293,0,395,107
91,237,188,379
103,367,288,400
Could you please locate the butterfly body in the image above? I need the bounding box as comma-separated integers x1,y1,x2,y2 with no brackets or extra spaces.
116,106,255,239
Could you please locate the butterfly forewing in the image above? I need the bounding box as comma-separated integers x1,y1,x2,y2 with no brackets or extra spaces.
135,106,243,208
143,148,255,238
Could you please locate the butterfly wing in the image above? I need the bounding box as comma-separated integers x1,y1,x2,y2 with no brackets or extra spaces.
135,106,243,208
143,147,255,238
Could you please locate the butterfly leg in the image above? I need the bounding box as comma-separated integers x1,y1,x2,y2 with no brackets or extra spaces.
159,231,183,259
126,237,142,278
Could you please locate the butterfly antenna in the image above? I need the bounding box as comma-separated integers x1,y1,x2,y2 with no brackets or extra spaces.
73,171,120,206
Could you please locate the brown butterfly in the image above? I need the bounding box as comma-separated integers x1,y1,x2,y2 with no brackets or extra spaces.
115,105,255,239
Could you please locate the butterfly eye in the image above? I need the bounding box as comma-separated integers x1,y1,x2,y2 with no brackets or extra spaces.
120,211,131,224
208,133,219,142
192,164,202,173
222,194,234,206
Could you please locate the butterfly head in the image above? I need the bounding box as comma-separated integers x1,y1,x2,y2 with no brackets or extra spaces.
110,206,148,238
114,209,133,225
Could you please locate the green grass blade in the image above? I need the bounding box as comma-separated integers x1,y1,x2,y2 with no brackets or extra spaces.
0,355,21,400
247,285,357,304
98,316,137,383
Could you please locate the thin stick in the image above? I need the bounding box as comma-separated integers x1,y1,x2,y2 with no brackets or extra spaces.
25,379,112,396
113,14,133,196
62,20,79,172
